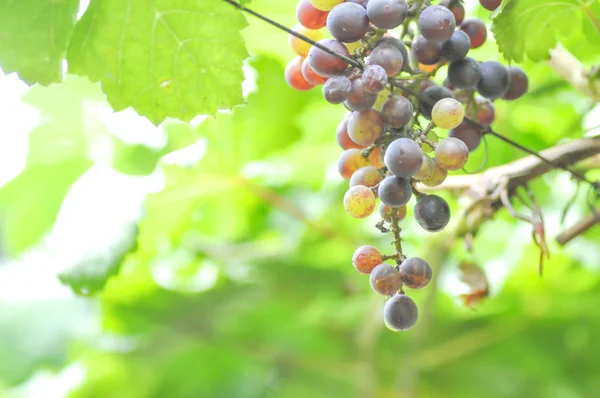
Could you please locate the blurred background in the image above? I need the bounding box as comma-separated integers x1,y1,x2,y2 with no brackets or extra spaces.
1,1,600,397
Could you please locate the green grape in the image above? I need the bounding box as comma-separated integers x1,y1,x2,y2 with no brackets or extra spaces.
370,264,402,295
431,98,464,129
413,154,434,181
435,137,469,171
352,245,382,274
421,158,448,187
344,185,376,218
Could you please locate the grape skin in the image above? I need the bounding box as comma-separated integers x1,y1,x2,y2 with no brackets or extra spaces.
302,58,328,85
344,185,376,218
480,0,502,11
435,137,469,171
338,148,369,179
439,0,465,25
374,37,409,71
323,75,351,104
336,118,364,150
368,146,385,168
449,121,483,152
379,203,407,222
366,0,408,29
381,95,413,128
503,66,529,100
412,35,441,66
378,176,412,207
352,245,383,274
447,57,482,89
383,294,418,331
420,85,454,119
460,18,487,49
399,257,432,289
440,30,470,62
420,158,448,187
297,0,329,29
368,45,404,77
308,39,350,77
285,57,315,91
418,5,456,43
289,25,325,57
370,264,402,296
384,138,424,178
326,2,369,43
431,98,464,129
350,166,384,189
414,195,451,232
348,109,384,146
344,75,378,111
362,65,388,94
477,61,511,99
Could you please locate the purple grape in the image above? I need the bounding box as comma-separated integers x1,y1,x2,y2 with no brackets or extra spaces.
326,2,369,43
367,0,408,29
384,138,423,178
381,95,413,128
477,61,511,99
418,5,456,43
362,65,388,94
412,35,441,65
378,176,413,207
440,30,470,61
503,66,528,100
323,75,352,104
447,57,482,89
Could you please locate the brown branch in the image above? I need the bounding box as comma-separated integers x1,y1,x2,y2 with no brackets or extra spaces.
556,210,600,245
548,44,600,102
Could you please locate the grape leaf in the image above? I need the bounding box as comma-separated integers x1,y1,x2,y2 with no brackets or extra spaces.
492,0,589,62
67,0,249,125
0,0,79,85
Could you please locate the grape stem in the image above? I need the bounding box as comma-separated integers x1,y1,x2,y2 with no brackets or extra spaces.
389,208,405,264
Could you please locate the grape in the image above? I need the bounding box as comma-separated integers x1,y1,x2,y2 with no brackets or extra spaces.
378,176,412,207
368,45,404,77
420,158,448,186
368,146,385,168
418,5,456,43
383,294,418,331
449,121,483,151
362,65,388,94
503,66,529,100
412,35,441,66
348,109,384,146
310,0,344,11
432,98,464,129
352,245,382,274
414,195,450,232
302,58,328,85
285,57,315,91
370,264,402,296
323,75,352,104
439,0,465,25
336,117,364,150
460,18,487,49
477,61,511,99
384,138,423,178
347,0,369,7
338,148,369,179
440,30,470,62
480,0,502,11
399,257,432,289
474,96,495,125
420,85,454,119
374,36,409,70
344,75,378,111
413,154,434,181
435,137,469,170
297,0,329,29
447,57,481,89
379,203,406,222
344,185,376,218
350,166,384,189
366,0,408,29
289,25,325,57
381,95,413,128
326,2,369,43
308,39,350,77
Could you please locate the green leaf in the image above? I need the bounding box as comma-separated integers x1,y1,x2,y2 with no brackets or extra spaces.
58,220,138,296
0,0,79,85
67,0,249,125
492,0,589,62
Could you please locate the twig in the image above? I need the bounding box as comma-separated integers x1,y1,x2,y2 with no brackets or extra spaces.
556,210,600,245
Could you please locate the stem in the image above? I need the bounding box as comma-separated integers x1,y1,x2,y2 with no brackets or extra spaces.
389,209,404,263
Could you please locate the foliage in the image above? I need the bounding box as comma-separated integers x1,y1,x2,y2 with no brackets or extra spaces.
0,0,599,397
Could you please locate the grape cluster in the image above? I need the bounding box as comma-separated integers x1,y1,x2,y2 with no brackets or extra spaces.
286,0,527,332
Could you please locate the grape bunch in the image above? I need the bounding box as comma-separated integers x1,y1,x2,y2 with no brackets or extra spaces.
286,0,527,332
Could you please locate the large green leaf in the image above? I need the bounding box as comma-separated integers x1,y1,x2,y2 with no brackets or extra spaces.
67,0,249,125
0,0,79,85
491,0,596,62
